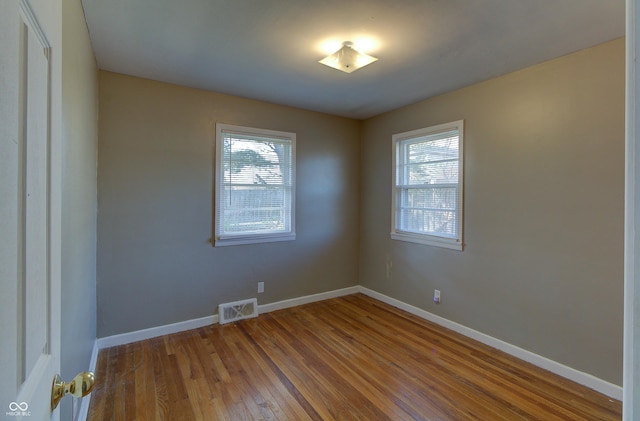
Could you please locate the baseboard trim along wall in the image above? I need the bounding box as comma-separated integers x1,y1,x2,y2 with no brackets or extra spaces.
93,285,621,401
258,286,361,314
96,314,218,349
96,286,361,349
357,287,623,401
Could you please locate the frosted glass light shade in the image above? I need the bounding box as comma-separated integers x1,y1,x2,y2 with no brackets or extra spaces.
319,41,378,74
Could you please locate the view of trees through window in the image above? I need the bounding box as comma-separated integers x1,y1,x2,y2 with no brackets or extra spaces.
396,130,460,238
221,135,292,235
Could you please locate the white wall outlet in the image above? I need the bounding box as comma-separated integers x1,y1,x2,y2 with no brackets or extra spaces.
434,289,441,304
257,281,264,293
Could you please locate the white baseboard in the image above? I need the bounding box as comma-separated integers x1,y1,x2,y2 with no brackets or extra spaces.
92,284,621,401
258,286,360,314
96,314,217,349
358,286,623,401
95,286,359,350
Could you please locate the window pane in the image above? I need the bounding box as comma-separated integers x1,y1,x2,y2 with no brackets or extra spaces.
398,208,458,237
401,187,458,210
223,138,291,185
406,161,458,185
408,135,458,163
215,123,296,245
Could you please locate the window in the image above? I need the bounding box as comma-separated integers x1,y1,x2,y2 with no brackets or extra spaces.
214,123,295,246
391,120,464,250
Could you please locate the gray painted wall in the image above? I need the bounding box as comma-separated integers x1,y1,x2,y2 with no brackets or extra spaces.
60,0,98,419
97,72,361,337
359,38,625,385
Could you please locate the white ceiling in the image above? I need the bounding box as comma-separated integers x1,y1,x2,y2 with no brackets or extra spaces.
81,0,625,120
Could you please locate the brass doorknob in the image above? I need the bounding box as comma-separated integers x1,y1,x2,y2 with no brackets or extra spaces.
51,371,95,410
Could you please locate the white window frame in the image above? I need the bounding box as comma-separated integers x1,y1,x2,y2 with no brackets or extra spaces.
391,120,464,251
214,123,296,247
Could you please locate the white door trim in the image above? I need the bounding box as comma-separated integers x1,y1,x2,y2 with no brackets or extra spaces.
625,0,639,419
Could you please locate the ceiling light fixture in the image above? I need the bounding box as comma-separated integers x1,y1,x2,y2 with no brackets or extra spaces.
319,41,378,74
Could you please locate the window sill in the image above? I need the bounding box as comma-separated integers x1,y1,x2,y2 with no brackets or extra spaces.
214,233,296,247
390,231,463,251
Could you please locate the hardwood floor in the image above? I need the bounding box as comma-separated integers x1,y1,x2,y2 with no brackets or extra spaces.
88,294,621,420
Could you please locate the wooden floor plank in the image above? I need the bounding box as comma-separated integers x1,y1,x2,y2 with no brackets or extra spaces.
321,299,528,420
87,348,110,420
303,302,508,420
88,294,621,420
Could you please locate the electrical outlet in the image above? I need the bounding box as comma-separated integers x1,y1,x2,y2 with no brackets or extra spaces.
258,282,264,293
434,289,441,304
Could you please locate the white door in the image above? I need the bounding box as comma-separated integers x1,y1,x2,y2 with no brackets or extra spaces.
1,0,62,420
